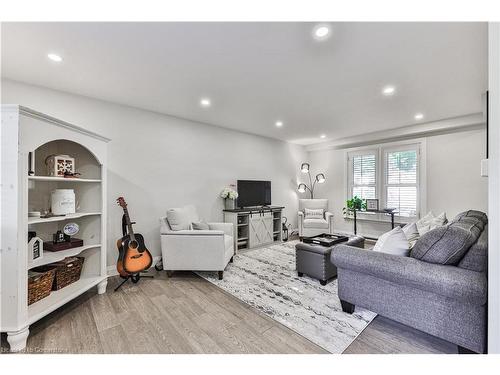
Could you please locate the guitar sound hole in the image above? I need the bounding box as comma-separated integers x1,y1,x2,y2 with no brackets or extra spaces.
129,240,139,249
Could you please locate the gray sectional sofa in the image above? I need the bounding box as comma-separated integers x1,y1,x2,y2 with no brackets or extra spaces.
331,210,488,353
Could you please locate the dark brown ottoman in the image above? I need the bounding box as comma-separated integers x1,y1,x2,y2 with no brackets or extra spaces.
295,236,364,285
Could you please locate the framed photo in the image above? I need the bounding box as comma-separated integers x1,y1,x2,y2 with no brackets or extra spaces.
366,199,379,211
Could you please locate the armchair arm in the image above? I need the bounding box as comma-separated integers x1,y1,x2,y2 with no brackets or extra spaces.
325,211,334,232
332,245,487,305
298,211,304,236
208,222,233,236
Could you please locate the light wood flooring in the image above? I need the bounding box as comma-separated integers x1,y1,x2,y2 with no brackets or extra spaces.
1,271,458,354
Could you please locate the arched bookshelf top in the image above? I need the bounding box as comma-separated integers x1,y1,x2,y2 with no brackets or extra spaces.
34,139,102,180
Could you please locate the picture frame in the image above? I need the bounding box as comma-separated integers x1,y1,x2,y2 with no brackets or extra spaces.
366,198,379,211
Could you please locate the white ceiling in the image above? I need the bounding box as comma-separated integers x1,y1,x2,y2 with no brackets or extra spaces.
1,22,488,145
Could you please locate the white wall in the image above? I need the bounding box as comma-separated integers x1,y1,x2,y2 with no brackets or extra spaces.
1,79,307,266
307,128,488,238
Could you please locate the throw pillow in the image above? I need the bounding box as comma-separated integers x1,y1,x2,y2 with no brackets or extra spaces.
373,227,410,256
416,211,447,235
192,221,209,230
304,208,324,219
416,211,434,234
402,222,420,249
411,219,482,265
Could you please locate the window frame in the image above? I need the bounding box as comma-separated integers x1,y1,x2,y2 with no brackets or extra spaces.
345,140,425,222
382,144,420,218
347,148,378,202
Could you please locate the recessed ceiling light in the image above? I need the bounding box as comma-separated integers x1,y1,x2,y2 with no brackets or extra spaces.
200,98,211,108
313,24,331,40
275,121,283,127
47,53,63,63
320,134,326,139
414,113,424,121
382,85,396,96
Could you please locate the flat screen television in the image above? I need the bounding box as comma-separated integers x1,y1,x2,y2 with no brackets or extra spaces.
237,180,271,208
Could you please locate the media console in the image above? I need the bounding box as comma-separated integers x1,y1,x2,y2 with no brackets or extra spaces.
223,206,284,252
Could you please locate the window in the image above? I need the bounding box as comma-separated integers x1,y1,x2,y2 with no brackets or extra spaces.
350,152,377,200
384,148,418,217
347,143,421,218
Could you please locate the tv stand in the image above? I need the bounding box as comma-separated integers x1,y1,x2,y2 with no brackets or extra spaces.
223,206,284,252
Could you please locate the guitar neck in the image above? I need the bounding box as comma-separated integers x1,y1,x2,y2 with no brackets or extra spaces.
122,207,136,240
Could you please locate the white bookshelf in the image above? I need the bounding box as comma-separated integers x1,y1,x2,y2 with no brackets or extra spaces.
28,176,102,183
1,105,110,352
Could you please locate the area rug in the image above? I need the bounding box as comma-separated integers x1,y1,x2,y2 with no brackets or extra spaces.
197,241,376,353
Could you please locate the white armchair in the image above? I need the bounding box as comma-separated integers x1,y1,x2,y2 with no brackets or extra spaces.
298,199,334,238
160,205,234,280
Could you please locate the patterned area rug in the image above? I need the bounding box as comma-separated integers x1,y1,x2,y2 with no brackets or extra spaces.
197,241,376,353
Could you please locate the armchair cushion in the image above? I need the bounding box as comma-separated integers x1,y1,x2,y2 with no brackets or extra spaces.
192,221,210,230
166,205,199,231
163,229,224,236
304,208,324,219
303,218,329,229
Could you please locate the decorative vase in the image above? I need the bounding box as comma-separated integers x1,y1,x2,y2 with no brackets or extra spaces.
225,198,235,210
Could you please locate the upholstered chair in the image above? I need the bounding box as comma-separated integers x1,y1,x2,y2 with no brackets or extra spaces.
297,199,334,238
159,205,234,279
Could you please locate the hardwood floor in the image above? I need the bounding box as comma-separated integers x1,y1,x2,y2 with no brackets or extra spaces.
1,271,458,354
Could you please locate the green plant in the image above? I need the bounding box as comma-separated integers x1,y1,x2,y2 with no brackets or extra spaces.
343,196,366,215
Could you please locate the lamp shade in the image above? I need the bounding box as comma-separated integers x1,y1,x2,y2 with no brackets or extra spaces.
297,183,307,193
300,163,310,173
316,173,326,183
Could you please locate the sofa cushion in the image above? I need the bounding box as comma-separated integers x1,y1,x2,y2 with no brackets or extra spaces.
454,210,488,225
304,208,324,219
458,226,488,273
303,218,329,229
166,205,199,231
411,219,483,265
373,227,410,256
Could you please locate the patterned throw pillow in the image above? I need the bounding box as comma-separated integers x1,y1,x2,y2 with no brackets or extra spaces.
416,211,447,235
304,208,324,219
402,222,420,249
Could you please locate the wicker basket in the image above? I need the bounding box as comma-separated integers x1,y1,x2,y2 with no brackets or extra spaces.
51,257,85,290
34,256,85,291
28,268,56,305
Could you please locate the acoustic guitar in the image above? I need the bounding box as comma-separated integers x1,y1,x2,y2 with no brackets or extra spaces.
116,197,153,277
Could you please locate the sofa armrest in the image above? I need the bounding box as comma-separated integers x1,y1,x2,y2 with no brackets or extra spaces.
332,245,487,305
208,222,233,236
162,229,224,236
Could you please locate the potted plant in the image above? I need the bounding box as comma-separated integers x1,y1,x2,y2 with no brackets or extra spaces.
220,186,238,210
343,196,366,216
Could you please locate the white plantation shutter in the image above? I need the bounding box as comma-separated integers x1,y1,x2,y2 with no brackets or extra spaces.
350,153,376,200
384,148,418,217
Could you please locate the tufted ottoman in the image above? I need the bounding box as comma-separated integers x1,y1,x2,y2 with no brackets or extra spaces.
295,236,364,285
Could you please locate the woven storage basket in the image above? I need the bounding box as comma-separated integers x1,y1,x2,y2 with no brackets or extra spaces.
34,256,85,291
28,268,56,305
51,257,85,290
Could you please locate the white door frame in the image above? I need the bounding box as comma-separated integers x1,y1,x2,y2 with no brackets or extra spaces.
488,22,500,354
